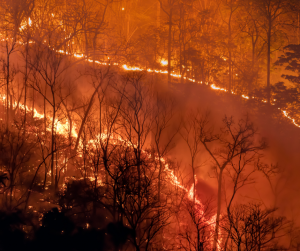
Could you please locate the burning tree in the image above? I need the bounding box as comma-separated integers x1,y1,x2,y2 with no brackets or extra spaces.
151,91,180,203
0,0,35,127
28,41,75,190
184,112,267,250
0,119,36,210
117,71,153,200
222,203,289,251
0,1,298,250
177,196,215,251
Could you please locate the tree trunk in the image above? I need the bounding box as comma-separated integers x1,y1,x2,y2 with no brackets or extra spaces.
179,5,186,85
229,51,232,92
158,155,163,202
168,10,172,86
74,70,109,152
157,1,160,28
51,90,56,188
250,39,256,95
137,138,141,201
228,11,232,93
213,168,224,250
32,86,35,118
192,159,196,205
267,17,272,104
6,50,10,129
44,87,47,135
126,0,131,41
24,42,29,133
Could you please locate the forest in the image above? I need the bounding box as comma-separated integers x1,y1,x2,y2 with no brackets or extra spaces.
0,0,300,250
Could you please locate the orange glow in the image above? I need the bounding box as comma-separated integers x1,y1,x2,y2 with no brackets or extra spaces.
20,17,32,31
282,110,300,128
0,44,224,247
1,10,295,250
211,84,227,92
26,42,299,135
160,59,168,66
122,64,143,71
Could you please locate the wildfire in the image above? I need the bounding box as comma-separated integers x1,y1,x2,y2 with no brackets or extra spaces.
160,59,168,66
20,17,32,31
1,35,297,250
211,84,227,92
1,90,216,238
0,94,77,138
14,38,300,134
187,176,203,207
122,64,143,71
0,91,203,209
282,110,300,128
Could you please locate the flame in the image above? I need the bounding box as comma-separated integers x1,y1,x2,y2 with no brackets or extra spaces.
0,93,77,138
0,43,224,249
160,59,168,66
122,64,143,71
19,17,32,31
242,94,249,99
211,84,227,92
188,182,195,201
2,36,298,250
31,44,300,132
282,110,300,128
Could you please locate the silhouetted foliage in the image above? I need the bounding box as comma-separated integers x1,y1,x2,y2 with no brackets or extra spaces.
276,44,300,85
0,0,298,250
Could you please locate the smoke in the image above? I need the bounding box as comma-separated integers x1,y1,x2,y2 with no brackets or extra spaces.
2,46,300,237
146,76,300,225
